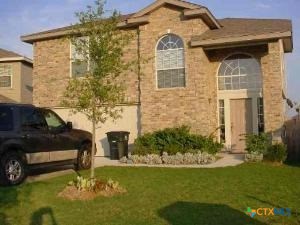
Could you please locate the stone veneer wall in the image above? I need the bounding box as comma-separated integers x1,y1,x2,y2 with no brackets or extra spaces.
138,5,218,136
32,5,286,140
206,42,285,140
261,41,285,140
33,30,139,107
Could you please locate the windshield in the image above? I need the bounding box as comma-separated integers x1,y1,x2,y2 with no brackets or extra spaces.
41,109,66,132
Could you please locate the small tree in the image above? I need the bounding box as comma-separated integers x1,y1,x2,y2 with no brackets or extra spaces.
63,0,134,179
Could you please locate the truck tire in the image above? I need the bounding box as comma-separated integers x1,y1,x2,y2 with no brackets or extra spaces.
0,152,27,186
76,143,92,170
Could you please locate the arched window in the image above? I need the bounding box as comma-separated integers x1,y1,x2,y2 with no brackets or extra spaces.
218,54,262,91
156,34,185,89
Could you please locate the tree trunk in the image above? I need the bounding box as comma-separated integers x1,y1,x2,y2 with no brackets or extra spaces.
91,119,96,179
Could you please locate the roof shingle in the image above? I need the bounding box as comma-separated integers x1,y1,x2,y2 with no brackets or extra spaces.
0,48,22,58
192,18,292,42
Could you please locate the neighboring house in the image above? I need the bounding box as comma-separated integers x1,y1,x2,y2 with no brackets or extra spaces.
0,48,33,104
21,0,293,156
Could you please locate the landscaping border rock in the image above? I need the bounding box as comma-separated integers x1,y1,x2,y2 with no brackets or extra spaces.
245,152,263,162
120,151,216,165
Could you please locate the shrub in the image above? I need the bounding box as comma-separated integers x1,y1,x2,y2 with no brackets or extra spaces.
245,133,270,154
133,126,223,155
265,143,287,163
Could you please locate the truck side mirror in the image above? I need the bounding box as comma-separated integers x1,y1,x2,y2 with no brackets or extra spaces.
66,121,73,130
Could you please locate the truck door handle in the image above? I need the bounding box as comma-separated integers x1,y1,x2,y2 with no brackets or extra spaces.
22,134,30,139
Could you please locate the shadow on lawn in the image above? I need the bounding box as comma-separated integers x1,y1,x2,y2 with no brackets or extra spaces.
0,185,19,225
0,182,58,225
30,207,58,225
158,201,267,225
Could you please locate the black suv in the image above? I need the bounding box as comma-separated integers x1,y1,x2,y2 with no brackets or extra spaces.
0,103,93,185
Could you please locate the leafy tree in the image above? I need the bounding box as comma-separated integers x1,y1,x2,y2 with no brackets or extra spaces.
63,0,134,179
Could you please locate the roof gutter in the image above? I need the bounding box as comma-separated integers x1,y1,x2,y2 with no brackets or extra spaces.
0,57,33,64
191,31,293,52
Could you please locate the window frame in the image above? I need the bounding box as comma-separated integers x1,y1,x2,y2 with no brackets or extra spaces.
0,64,13,88
155,34,186,89
70,37,90,78
217,53,262,91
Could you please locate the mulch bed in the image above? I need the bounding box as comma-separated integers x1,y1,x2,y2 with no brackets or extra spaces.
58,180,126,201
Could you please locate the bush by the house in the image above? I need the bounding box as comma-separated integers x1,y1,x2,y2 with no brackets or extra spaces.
265,143,287,163
133,126,223,156
245,133,270,154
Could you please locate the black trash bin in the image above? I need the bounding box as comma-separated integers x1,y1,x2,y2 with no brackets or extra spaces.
106,131,130,160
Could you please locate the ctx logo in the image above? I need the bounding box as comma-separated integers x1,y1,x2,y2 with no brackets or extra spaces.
246,207,291,218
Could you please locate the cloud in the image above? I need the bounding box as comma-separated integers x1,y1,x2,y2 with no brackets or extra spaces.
255,2,271,9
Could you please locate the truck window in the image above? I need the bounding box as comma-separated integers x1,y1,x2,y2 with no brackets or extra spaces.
21,107,47,131
41,109,66,132
0,106,13,131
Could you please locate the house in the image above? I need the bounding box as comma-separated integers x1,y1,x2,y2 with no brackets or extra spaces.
20,0,293,156
0,48,33,104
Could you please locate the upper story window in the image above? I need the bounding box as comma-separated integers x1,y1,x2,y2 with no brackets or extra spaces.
71,37,89,78
218,54,262,91
156,34,185,89
0,65,12,88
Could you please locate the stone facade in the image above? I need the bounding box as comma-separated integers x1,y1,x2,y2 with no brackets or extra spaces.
31,4,287,141
33,31,139,107
138,6,217,135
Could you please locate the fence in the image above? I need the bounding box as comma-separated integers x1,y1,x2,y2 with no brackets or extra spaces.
284,115,300,162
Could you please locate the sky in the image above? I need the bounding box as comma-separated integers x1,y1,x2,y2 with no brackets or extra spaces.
0,0,299,112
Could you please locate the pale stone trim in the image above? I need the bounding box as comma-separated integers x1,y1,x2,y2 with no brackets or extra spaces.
218,90,262,149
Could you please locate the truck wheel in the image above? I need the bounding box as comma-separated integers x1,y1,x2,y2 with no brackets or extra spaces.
0,152,27,186
76,144,92,170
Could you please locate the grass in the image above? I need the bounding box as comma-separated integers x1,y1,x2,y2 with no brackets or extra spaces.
0,163,300,225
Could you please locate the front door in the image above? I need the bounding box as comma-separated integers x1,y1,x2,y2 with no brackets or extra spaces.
230,99,253,152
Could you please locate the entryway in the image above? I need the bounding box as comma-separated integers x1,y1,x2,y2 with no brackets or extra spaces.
230,99,253,152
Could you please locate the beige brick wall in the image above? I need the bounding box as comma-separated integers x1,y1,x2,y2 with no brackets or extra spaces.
33,38,70,107
31,5,286,140
261,41,285,140
33,32,139,107
138,5,217,136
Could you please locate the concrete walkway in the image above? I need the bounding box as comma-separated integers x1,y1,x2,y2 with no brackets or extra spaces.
26,153,244,183
94,153,245,168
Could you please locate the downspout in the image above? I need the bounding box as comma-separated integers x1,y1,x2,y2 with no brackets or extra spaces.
137,27,142,135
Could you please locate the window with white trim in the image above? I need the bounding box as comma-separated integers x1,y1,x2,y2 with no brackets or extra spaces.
0,65,12,88
71,37,89,78
218,54,262,91
156,34,185,88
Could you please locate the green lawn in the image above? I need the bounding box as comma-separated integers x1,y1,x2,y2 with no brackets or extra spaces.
0,163,300,225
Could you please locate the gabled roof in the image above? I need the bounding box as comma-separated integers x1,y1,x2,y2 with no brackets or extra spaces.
129,0,220,29
0,48,22,58
0,48,33,64
191,18,293,52
20,0,293,52
132,0,201,17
